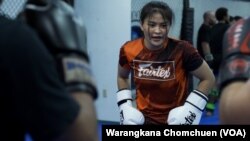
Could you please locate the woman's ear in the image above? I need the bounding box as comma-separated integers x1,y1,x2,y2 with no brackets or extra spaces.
140,22,144,32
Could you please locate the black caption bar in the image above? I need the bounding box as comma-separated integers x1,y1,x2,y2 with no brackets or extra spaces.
102,125,250,141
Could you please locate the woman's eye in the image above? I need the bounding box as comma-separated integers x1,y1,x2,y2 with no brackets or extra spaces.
148,23,155,27
161,24,167,28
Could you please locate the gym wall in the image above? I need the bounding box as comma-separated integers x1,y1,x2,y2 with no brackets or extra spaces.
75,0,131,122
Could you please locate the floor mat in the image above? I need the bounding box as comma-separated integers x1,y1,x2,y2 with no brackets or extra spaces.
200,102,219,125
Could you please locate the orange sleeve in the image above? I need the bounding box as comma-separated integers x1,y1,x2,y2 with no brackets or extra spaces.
118,38,144,70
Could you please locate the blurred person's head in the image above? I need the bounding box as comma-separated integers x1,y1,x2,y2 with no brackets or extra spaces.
203,11,217,26
215,7,229,22
234,16,243,21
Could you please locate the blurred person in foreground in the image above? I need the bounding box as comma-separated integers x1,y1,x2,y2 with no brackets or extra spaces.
0,0,98,140
218,16,250,124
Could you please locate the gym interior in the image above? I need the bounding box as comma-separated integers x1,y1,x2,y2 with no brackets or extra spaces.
1,0,249,140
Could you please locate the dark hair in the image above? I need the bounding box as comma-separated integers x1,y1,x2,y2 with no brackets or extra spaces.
234,16,242,21
215,7,228,21
140,1,174,25
229,15,234,22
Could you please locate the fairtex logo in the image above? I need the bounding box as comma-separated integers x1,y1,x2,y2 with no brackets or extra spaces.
133,60,175,81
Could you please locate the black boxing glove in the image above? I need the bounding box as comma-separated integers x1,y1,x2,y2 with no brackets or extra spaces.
23,0,97,99
218,17,250,92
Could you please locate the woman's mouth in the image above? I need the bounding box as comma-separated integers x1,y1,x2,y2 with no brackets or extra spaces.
151,36,162,42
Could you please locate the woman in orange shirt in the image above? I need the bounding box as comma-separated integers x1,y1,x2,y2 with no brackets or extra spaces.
116,1,215,125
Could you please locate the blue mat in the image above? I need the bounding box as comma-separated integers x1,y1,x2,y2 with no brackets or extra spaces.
25,102,220,141
200,102,219,125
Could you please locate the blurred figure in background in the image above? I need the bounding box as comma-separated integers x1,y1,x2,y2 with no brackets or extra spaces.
197,10,217,117
229,15,243,25
205,7,230,116
234,15,243,21
197,10,217,67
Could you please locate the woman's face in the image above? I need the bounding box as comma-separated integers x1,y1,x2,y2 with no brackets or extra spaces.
140,12,170,50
